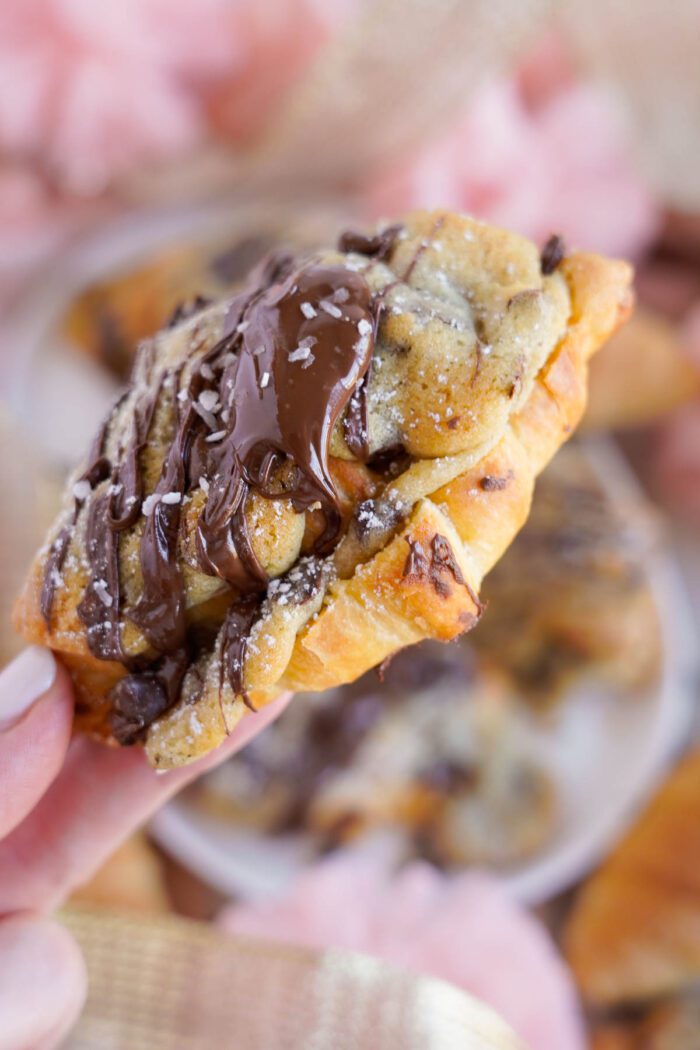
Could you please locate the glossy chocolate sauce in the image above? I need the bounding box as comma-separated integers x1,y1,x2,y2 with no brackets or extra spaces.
196,262,376,584
41,413,112,624
77,389,161,662
54,245,393,740
110,647,189,744
338,224,402,261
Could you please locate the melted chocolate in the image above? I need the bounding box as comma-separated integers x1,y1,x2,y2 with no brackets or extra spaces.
197,262,376,585
541,234,566,276
42,413,112,625
402,538,431,582
40,526,72,623
78,389,161,661
402,533,473,603
219,596,261,708
429,533,466,598
47,240,419,738
337,224,402,261
106,388,161,532
110,648,188,745
128,374,199,653
480,474,511,492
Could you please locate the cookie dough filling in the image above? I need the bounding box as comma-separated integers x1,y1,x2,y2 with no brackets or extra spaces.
15,210,633,767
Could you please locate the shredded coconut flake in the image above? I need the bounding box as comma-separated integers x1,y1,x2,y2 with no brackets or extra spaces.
161,491,182,505
206,430,227,443
198,389,220,412
300,302,317,319
319,300,342,319
260,371,270,388
94,578,113,608
288,344,313,363
72,480,92,502
199,362,215,381
193,401,219,431
199,476,210,493
142,493,160,516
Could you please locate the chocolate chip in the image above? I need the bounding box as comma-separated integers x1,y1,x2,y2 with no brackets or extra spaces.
541,234,566,275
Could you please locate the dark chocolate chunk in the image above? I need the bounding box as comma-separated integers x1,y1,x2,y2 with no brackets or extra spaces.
541,234,566,276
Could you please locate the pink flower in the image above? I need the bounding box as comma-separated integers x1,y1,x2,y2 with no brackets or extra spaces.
221,855,586,1050
368,75,659,260
0,0,346,195
0,0,217,194
202,0,349,143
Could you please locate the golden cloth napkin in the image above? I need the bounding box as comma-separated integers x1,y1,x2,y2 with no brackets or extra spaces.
61,906,525,1050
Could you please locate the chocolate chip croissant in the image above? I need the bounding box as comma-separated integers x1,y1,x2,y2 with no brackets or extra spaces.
14,211,632,768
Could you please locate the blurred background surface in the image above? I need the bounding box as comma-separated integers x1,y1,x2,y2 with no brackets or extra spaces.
1,2,699,1048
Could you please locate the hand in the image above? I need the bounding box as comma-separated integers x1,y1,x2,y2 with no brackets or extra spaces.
0,645,290,1049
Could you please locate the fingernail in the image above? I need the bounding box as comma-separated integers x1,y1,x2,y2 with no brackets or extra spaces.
0,646,57,730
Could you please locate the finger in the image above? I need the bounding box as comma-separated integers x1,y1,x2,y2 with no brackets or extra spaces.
0,648,73,838
0,914,86,1050
0,691,292,913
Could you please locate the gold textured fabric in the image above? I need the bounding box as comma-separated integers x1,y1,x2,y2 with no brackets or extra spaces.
61,906,525,1050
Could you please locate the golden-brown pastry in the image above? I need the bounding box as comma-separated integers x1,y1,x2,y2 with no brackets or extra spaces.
69,834,169,914
584,307,699,431
472,442,661,706
62,244,224,381
563,749,700,1008
191,643,556,868
15,211,632,768
592,995,700,1050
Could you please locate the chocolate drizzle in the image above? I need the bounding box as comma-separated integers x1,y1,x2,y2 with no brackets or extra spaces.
48,248,385,739
41,413,113,624
77,389,161,661
40,527,72,624
196,261,376,584
46,221,478,742
219,595,261,710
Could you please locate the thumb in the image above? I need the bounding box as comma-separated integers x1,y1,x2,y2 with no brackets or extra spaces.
0,914,86,1050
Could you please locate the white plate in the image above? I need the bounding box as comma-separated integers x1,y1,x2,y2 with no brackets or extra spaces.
151,438,698,906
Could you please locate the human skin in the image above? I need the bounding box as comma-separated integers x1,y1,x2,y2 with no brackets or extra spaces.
0,645,290,1049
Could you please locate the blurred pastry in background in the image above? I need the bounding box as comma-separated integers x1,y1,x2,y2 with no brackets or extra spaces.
472,443,661,707
59,218,330,382
564,749,700,1046
592,995,700,1050
69,833,170,915
584,307,699,432
190,643,556,870
60,235,277,382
